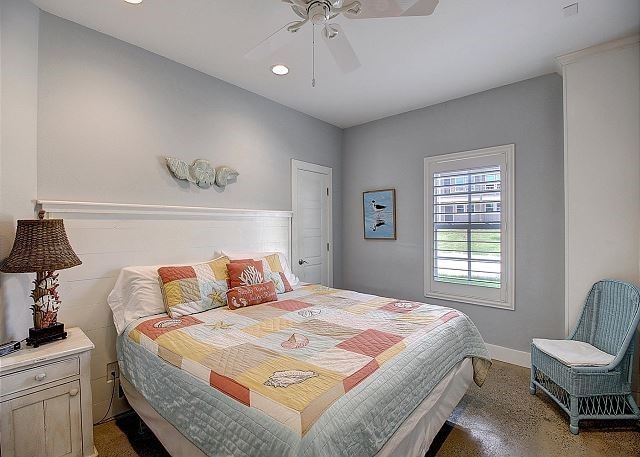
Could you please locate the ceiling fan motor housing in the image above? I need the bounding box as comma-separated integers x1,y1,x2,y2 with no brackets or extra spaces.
308,1,333,24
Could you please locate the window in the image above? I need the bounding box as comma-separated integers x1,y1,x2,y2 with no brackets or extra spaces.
424,144,515,309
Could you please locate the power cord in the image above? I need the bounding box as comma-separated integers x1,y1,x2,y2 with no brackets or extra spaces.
94,371,117,425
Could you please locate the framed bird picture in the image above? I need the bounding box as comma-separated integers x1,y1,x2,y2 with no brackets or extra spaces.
363,189,396,240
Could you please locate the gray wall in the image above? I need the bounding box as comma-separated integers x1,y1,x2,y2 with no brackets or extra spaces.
18,12,565,353
36,12,343,286
0,0,40,343
342,74,564,352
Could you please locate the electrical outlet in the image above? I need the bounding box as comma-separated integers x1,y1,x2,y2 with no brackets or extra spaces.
106,361,120,383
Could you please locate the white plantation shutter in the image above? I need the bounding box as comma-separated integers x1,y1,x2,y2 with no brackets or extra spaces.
424,145,515,309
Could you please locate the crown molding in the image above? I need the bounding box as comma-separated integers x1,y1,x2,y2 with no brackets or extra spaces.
556,34,640,68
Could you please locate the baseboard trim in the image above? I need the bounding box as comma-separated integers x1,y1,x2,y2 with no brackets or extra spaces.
486,343,531,368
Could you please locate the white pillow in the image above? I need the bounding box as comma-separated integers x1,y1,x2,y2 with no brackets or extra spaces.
219,250,300,286
108,265,168,335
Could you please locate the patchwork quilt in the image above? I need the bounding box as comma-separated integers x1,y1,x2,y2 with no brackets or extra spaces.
126,284,491,442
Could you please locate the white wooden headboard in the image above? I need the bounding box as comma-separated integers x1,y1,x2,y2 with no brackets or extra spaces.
38,200,292,420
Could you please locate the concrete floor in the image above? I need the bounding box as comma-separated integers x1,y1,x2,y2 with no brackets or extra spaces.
94,360,639,457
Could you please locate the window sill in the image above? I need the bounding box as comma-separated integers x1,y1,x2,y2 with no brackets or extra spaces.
424,290,515,311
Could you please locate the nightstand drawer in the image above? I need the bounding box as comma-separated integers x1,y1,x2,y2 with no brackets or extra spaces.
1,357,79,396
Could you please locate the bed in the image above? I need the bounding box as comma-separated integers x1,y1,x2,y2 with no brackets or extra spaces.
114,282,491,457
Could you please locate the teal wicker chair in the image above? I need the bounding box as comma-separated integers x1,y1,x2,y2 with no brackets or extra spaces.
530,280,640,434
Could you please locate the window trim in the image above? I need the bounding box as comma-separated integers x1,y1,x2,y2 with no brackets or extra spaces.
424,144,515,310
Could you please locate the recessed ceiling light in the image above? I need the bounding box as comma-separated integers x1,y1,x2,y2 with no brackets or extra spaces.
271,64,289,76
124,0,143,4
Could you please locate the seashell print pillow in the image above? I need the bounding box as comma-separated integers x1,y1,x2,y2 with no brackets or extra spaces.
227,282,277,310
229,258,291,293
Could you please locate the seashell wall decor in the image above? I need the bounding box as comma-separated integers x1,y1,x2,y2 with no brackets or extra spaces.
165,157,239,190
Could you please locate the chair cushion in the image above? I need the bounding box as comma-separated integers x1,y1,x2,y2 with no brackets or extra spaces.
532,339,615,367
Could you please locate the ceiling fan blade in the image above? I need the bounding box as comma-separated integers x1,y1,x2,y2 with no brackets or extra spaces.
401,0,439,16
322,24,361,73
245,23,296,61
346,0,438,18
345,0,403,19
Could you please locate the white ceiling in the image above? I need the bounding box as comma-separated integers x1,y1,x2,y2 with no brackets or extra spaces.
31,0,640,128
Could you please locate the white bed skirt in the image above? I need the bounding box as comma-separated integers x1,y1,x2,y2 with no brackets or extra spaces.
119,358,473,457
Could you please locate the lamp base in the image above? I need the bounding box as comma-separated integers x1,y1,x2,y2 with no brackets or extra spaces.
26,323,67,348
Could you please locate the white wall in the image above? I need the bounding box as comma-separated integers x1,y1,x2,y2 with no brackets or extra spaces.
561,36,640,332
560,36,640,401
0,0,40,344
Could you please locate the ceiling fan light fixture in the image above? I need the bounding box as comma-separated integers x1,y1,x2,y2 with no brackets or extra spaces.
271,64,290,76
124,0,143,4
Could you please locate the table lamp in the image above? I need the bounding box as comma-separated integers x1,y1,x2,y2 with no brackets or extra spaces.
0,210,81,347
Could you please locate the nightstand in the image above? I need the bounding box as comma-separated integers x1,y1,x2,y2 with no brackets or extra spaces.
0,328,97,457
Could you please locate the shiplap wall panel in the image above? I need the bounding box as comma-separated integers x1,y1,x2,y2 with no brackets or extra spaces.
40,201,292,420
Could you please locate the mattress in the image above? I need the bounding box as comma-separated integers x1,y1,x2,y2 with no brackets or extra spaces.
118,284,491,457
120,359,473,457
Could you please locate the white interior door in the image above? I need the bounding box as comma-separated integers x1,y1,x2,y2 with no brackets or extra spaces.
292,160,332,286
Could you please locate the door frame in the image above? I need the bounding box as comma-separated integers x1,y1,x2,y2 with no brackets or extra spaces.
291,159,333,287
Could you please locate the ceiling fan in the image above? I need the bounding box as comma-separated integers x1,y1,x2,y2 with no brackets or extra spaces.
246,0,440,85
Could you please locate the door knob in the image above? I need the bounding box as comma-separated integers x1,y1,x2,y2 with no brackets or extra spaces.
298,259,308,265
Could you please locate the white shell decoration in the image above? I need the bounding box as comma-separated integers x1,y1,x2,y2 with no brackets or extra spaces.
281,333,310,349
215,166,240,188
191,159,217,187
166,157,191,181
165,157,239,189
264,370,318,388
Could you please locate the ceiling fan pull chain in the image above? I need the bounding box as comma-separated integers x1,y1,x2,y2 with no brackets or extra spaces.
312,23,317,88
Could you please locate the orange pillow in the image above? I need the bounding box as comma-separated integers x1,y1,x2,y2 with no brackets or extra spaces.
231,258,292,293
226,260,265,289
227,282,277,310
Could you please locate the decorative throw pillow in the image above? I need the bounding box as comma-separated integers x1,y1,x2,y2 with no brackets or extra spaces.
157,256,230,318
220,250,299,287
230,258,289,294
262,254,294,292
267,270,287,294
227,282,277,310
226,260,265,289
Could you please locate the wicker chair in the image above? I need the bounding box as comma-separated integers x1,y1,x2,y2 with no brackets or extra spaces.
530,280,640,434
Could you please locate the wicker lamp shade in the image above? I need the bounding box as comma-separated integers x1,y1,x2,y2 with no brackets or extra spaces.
0,218,81,273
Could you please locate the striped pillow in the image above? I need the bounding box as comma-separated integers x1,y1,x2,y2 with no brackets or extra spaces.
249,254,292,292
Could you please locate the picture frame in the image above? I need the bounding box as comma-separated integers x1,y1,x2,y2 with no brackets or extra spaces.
363,189,397,240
